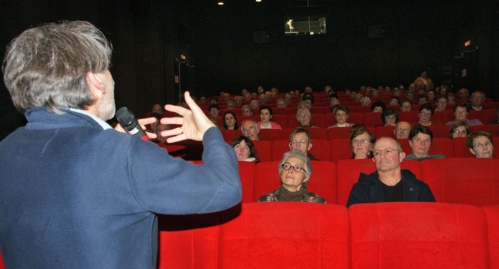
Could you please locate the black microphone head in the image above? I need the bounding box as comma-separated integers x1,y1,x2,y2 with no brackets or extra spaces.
116,107,135,129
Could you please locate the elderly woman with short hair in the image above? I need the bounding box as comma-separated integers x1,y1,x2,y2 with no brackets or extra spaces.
257,150,326,203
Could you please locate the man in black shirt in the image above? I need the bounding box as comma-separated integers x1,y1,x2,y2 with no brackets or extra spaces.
346,137,435,207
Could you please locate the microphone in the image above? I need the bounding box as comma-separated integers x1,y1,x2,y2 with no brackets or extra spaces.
116,107,149,141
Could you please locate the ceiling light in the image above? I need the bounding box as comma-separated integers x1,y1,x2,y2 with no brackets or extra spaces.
218,1,224,5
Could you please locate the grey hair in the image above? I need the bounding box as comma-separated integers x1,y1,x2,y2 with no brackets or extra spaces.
278,149,312,178
2,21,112,114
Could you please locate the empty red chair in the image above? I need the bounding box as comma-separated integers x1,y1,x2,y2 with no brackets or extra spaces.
252,140,272,162
399,111,419,124
453,137,475,158
219,203,349,268
375,126,395,138
328,127,353,139
471,124,499,137
270,114,288,128
258,129,283,141
362,112,383,127
331,138,353,162
350,203,489,269
483,205,499,269
423,158,499,205
428,125,451,138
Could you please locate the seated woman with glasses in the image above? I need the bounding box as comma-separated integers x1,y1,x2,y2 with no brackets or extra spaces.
230,136,259,162
350,124,375,159
449,120,470,138
257,150,326,203
467,131,494,159
328,105,354,128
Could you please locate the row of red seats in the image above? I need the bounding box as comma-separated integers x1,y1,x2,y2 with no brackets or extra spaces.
211,109,498,128
157,202,499,268
235,158,499,205
160,136,499,162
222,124,499,141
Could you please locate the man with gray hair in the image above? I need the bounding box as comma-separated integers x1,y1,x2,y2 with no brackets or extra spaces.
347,137,435,207
0,21,241,268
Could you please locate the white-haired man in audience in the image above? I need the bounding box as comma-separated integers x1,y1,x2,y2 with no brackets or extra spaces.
241,119,260,140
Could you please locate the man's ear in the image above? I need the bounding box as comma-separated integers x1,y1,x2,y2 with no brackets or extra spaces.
86,72,105,94
399,151,406,162
308,142,312,151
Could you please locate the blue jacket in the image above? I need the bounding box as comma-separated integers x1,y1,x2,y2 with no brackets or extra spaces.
346,169,435,208
0,107,241,268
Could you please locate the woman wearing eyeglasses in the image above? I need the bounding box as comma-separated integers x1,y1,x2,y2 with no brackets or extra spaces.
257,150,326,203
467,131,494,159
350,124,375,159
449,120,470,138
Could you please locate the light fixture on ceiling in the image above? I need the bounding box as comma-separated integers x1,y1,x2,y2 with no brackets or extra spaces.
218,1,224,5
256,0,262,2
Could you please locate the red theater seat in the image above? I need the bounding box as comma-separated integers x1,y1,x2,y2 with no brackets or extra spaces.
331,138,353,162
428,124,451,138
375,125,395,138
252,140,272,162
423,158,499,205
287,113,326,128
483,205,499,269
349,203,489,269
471,124,499,137
398,138,454,157
221,129,242,142
270,114,288,128
219,203,349,269
399,111,419,124
237,161,256,203
258,129,283,141
452,137,475,158
362,112,383,127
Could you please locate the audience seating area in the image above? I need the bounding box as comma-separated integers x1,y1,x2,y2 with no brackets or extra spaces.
156,202,499,269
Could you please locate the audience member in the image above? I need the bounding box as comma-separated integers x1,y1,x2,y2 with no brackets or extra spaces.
328,105,353,128
388,96,400,105
241,119,259,140
414,70,434,90
447,94,456,105
223,111,239,130
257,150,326,203
209,104,220,121
394,121,411,139
449,120,470,138
350,124,375,159
446,103,483,126
289,128,317,160
467,131,494,159
226,100,236,110
417,103,439,126
346,137,435,207
297,100,312,110
241,105,254,116
151,103,163,114
427,90,436,102
435,96,448,111
381,108,399,126
417,95,429,105
258,106,282,130
209,97,218,105
371,100,386,113
230,136,259,162
405,125,445,160
400,100,412,112
457,87,469,101
296,107,315,128
470,90,486,111
250,99,260,109
276,98,287,108
360,96,372,106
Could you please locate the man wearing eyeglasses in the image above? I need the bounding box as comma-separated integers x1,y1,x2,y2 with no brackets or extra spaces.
288,128,318,160
346,136,435,207
467,131,495,159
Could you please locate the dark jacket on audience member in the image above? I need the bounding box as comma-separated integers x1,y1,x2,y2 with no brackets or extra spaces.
346,169,435,207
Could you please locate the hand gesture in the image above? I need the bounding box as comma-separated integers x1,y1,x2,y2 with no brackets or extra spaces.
160,91,216,143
